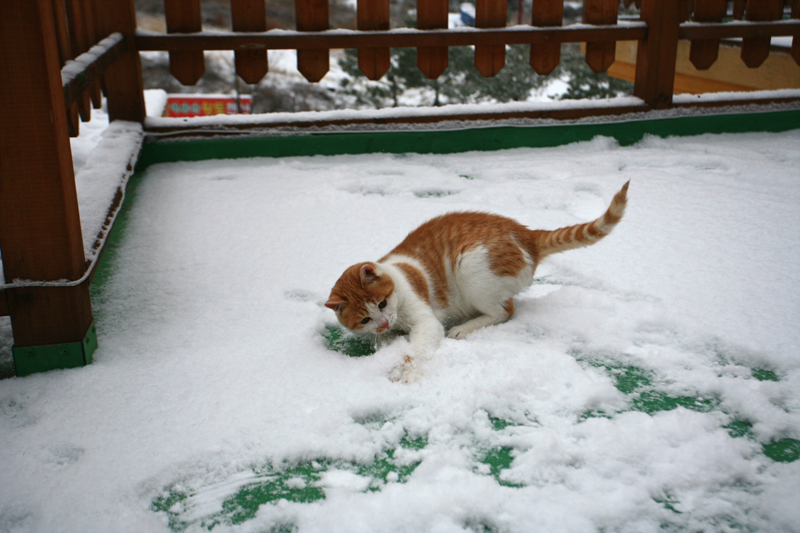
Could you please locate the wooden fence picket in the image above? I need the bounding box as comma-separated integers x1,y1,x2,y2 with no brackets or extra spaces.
164,0,205,85
295,0,330,82
583,0,618,73
530,0,564,75
793,0,800,65
83,0,104,109
474,0,507,77
741,0,784,68
733,0,746,19
231,0,269,84
417,0,449,79
357,0,391,80
689,0,727,70
51,0,81,136
678,0,693,22
65,0,93,121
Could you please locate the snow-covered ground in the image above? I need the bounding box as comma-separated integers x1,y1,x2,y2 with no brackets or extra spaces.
1,110,799,533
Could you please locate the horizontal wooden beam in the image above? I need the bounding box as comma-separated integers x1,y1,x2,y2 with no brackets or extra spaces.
134,20,800,53
678,20,800,40
62,32,126,110
135,24,648,51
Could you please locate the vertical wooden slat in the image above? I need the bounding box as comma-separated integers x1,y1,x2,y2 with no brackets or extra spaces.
678,0,693,22
741,0,783,68
52,0,72,65
475,0,507,77
99,0,146,123
231,0,268,84
51,0,81,137
296,0,330,82
83,0,103,109
689,0,727,70
0,0,94,348
530,0,564,75
357,0,391,80
792,0,800,65
634,0,680,108
64,0,92,121
583,0,618,73
733,0,746,19
165,0,205,85
417,0,449,79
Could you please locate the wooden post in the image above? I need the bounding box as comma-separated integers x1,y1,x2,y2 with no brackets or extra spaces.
357,0,391,80
417,0,449,79
99,0,146,123
634,0,681,108
530,0,564,75
165,0,205,85
231,0,269,85
583,0,618,73
0,0,96,375
296,0,330,82
475,0,507,77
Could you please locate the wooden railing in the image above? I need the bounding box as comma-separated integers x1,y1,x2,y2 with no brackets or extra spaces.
136,0,800,110
1,0,799,376
0,0,145,375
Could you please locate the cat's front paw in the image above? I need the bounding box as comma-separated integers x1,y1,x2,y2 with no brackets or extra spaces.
447,325,471,340
388,356,421,384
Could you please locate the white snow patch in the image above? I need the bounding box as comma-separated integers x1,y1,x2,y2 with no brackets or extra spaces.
1,124,799,533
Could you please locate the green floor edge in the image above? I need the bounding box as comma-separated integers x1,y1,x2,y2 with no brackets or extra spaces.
136,108,800,172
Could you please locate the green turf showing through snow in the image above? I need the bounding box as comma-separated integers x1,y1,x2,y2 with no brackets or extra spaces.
152,346,796,532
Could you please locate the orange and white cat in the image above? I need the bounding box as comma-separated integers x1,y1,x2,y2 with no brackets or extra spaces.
326,182,629,383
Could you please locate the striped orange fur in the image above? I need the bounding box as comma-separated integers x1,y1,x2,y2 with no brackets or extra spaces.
326,181,629,383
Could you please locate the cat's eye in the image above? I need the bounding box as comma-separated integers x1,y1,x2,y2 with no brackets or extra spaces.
378,299,387,310
361,317,371,324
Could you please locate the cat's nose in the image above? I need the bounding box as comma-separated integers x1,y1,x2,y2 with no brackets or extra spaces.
377,318,390,330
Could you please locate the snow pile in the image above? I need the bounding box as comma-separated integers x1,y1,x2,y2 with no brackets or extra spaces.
73,120,143,260
1,129,799,532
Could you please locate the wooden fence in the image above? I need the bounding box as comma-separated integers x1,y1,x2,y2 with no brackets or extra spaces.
1,0,799,376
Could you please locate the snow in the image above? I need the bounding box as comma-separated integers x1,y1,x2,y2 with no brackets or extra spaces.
1,111,800,533
145,96,649,130
60,33,124,88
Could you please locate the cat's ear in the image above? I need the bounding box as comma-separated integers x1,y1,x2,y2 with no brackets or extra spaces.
360,263,380,286
325,297,346,312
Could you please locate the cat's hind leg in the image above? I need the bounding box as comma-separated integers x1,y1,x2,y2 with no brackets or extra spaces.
447,298,514,340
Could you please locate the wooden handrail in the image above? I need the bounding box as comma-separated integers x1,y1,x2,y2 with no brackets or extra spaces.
679,20,800,40
133,21,800,53
134,24,649,51
62,32,126,110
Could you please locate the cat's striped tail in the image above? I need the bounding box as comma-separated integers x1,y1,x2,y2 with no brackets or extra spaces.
532,181,629,260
